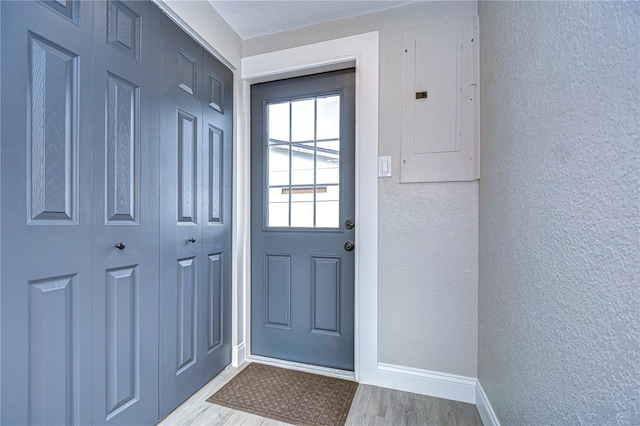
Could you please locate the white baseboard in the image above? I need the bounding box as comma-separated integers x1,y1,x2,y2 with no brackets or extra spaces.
232,342,246,367
248,355,356,381
476,381,500,426
376,363,477,404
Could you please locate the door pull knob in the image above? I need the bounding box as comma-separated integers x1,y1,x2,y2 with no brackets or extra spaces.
115,242,125,250
188,237,196,243
344,241,355,251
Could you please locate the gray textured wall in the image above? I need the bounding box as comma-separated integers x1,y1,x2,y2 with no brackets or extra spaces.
245,2,479,377
477,1,639,423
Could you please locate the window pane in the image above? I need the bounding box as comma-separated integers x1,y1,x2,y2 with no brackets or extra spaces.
291,143,315,185
291,99,315,142
268,102,290,142
290,201,314,227
268,187,289,227
316,95,340,140
268,144,289,186
316,141,340,185
316,185,339,228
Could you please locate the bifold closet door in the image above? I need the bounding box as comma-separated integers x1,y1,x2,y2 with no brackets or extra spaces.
0,0,162,423
1,0,233,422
1,1,95,424
199,42,233,385
158,18,233,418
89,2,161,425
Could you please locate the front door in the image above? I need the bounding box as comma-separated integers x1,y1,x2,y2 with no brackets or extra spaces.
251,69,356,371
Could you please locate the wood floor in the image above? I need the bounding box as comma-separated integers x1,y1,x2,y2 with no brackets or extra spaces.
158,363,483,426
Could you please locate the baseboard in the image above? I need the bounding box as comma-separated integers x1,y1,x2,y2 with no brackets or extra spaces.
476,381,500,426
232,342,246,367
248,355,356,381
376,363,477,404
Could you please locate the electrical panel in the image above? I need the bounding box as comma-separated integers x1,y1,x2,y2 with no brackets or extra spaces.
401,18,479,183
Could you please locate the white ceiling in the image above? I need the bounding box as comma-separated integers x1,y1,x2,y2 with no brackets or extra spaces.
208,0,420,40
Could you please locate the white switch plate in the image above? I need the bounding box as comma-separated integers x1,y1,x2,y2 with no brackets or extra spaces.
378,156,392,177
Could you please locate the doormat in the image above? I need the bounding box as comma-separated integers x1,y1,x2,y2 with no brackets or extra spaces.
206,362,358,426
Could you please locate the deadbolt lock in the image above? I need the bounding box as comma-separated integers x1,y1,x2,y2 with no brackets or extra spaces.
345,219,355,230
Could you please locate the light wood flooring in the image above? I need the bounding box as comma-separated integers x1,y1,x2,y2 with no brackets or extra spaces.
158,363,483,426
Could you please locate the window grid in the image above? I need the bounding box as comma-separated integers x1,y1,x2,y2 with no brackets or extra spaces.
266,94,340,228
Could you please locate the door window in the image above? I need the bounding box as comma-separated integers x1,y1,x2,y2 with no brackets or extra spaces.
266,94,341,228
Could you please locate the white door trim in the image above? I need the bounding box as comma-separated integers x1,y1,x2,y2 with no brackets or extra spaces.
238,32,379,384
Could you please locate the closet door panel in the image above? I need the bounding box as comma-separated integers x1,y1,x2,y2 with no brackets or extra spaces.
199,50,233,381
0,1,94,424
158,22,207,418
90,1,161,425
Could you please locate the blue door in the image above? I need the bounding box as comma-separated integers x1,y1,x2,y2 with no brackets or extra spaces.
251,69,356,371
89,2,162,424
158,17,234,418
1,1,95,423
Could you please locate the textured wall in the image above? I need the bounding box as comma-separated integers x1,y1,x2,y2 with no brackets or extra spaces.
478,1,639,424
245,2,479,377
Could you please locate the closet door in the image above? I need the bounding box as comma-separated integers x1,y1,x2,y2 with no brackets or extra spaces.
89,1,161,424
199,39,233,388
158,22,207,417
0,1,95,424
158,20,234,418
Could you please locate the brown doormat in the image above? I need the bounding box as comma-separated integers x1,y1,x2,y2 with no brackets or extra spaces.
206,362,358,426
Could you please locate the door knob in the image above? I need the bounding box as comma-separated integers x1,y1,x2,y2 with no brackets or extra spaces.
188,237,196,243
115,242,125,250
344,241,355,251
345,219,355,230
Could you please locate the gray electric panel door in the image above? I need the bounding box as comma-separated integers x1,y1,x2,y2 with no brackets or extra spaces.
89,2,161,424
251,69,356,371
158,17,233,418
0,1,95,424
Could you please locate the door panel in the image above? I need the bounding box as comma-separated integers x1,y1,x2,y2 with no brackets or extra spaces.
90,1,160,424
104,266,137,416
177,109,199,224
265,255,292,328
199,41,233,387
176,257,198,372
1,1,94,423
159,19,233,418
311,256,341,335
159,25,204,416
251,69,356,371
207,253,224,351
104,72,138,223
28,274,79,425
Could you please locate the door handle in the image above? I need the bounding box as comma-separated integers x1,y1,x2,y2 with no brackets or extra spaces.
115,242,125,250
188,237,196,243
344,241,355,252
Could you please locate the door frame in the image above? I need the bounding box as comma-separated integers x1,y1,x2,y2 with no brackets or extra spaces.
239,32,379,383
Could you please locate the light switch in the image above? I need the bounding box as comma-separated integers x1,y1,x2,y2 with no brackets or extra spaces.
378,156,392,177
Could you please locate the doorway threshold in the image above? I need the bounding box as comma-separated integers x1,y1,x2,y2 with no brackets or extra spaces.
247,355,356,382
